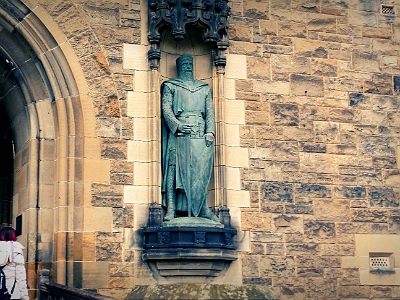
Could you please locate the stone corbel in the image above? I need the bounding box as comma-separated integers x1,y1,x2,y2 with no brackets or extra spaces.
142,203,238,281
147,0,230,69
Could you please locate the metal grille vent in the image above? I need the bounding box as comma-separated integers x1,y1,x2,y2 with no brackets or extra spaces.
381,5,395,15
370,257,390,269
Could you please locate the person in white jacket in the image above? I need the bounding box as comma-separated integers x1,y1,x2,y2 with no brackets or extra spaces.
0,227,29,300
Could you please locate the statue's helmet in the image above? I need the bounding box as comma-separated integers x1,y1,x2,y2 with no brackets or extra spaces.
176,55,193,71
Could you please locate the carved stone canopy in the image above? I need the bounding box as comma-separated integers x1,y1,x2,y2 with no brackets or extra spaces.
148,0,231,69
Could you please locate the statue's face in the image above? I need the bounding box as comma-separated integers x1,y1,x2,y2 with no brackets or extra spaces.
178,59,193,76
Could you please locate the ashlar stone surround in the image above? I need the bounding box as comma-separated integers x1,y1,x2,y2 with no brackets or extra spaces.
123,26,251,285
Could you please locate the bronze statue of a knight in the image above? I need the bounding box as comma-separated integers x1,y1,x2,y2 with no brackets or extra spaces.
161,55,219,223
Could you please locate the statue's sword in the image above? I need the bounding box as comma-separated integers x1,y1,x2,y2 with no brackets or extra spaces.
177,133,192,217
184,134,192,217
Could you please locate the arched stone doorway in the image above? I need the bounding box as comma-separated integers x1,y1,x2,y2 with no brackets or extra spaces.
0,0,95,292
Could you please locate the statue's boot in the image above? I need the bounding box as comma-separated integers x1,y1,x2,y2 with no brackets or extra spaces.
164,208,175,221
164,193,175,221
200,206,219,223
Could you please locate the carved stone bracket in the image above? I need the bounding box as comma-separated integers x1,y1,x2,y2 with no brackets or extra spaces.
142,203,238,281
148,0,231,69
142,227,237,281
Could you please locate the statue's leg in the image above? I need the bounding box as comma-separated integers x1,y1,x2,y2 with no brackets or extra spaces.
164,165,176,221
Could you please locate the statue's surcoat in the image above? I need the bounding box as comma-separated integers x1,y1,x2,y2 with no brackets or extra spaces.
161,79,215,216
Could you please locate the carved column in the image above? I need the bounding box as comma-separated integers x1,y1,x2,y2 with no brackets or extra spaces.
214,63,227,208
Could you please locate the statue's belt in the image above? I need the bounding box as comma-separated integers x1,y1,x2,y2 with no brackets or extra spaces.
176,129,205,139
177,113,203,119
177,114,205,138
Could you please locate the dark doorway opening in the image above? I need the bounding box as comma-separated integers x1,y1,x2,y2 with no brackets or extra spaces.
0,103,13,227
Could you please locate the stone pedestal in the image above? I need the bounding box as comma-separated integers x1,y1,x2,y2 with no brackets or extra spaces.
142,205,238,283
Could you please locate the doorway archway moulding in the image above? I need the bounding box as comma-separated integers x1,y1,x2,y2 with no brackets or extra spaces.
0,0,95,287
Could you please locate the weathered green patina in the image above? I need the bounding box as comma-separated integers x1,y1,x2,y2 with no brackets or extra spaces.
161,55,219,223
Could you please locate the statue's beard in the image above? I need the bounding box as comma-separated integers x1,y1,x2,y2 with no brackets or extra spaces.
179,70,193,81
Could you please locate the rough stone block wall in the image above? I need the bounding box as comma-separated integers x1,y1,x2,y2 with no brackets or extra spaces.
230,0,400,299
25,0,400,298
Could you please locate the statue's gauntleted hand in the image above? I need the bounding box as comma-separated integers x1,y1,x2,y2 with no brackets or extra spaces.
178,124,192,133
204,133,214,147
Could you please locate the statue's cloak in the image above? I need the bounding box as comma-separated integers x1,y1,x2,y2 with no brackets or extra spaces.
161,78,215,217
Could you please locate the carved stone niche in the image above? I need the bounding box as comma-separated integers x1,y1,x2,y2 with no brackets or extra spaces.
142,204,237,282
143,0,236,283
147,0,230,69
